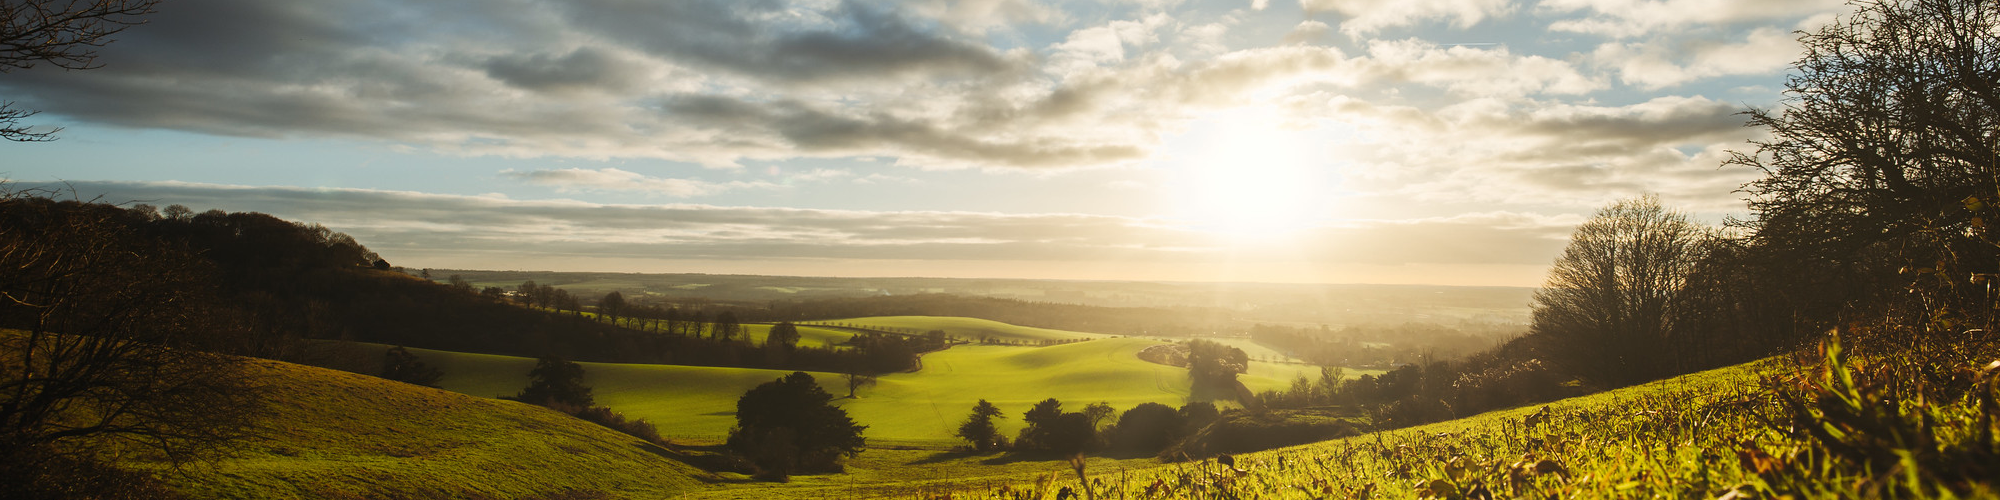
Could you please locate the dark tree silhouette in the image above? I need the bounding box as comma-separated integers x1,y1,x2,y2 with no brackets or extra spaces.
767,321,802,350
1730,0,2000,335
955,399,1007,451
727,372,865,479
512,356,593,407
599,291,626,327
1184,339,1248,396
1108,402,1182,454
1530,196,1711,387
381,346,443,388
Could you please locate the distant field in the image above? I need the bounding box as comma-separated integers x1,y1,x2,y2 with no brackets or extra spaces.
803,315,1108,343
322,334,1373,444
585,317,854,349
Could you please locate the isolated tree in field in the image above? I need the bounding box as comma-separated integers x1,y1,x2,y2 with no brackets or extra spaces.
381,346,443,388
1531,196,1710,386
955,399,1007,451
727,372,866,479
1730,0,2000,331
513,355,593,407
842,360,876,398
1,0,158,141
767,321,802,350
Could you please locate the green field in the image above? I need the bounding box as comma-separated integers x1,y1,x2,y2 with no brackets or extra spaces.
137,358,711,500
319,335,1372,444
254,339,1810,500
802,315,1108,343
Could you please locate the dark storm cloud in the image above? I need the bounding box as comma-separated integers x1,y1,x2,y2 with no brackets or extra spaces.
483,47,644,93
554,0,1016,83
664,95,1147,167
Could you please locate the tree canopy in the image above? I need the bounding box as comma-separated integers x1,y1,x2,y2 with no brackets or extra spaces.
727,372,865,479
513,356,593,408
1531,196,1712,386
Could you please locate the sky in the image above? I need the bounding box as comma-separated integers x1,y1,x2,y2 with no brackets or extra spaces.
2,0,1847,286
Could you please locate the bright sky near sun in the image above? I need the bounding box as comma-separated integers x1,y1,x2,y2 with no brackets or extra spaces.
2,0,1846,286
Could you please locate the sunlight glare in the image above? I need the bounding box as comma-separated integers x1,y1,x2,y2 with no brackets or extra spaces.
1166,108,1331,241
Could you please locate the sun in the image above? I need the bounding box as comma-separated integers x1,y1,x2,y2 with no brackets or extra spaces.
1164,109,1329,241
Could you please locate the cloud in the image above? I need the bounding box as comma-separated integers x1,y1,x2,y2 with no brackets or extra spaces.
0,0,1806,186
1541,0,1845,36
1360,39,1603,96
1313,94,1759,211
501,168,776,196
482,47,647,94
1282,20,1332,45
1303,0,1515,36
555,0,1018,84
1590,26,1800,88
905,0,1066,35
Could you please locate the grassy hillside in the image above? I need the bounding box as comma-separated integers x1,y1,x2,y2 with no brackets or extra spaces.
317,335,1368,444
946,360,1789,499
803,315,1108,342
135,358,711,500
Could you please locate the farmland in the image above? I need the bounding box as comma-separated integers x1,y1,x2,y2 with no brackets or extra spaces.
318,333,1367,444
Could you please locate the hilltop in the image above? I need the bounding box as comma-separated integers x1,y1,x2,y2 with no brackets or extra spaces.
130,358,712,500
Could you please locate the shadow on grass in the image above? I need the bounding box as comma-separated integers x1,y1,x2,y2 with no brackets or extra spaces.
920,448,1168,466
906,449,998,465
632,442,757,484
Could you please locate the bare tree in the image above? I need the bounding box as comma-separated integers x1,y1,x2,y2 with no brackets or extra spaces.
1,0,159,141
0,188,263,485
1531,196,1712,387
1730,0,2000,333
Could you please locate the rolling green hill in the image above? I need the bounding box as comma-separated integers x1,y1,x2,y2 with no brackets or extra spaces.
316,334,1370,444
947,360,1803,499
134,358,712,500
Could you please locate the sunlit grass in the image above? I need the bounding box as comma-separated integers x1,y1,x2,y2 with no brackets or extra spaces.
138,358,709,500
320,335,1369,444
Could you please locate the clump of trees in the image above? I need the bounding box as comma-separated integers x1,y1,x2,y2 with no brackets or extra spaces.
1532,196,1714,387
504,356,666,447
511,356,594,407
727,372,866,480
380,346,444,388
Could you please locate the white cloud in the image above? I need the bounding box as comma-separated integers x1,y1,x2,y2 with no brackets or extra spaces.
1591,26,1799,88
1302,0,1515,36
1361,39,1603,96
906,0,1065,35
1282,20,1332,45
1540,0,1845,36
502,168,776,197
